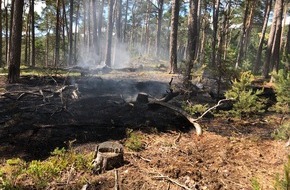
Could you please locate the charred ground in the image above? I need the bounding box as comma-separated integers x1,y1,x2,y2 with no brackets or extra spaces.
0,68,288,189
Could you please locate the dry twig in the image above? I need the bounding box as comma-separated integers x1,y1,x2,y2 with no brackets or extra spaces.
152,174,192,190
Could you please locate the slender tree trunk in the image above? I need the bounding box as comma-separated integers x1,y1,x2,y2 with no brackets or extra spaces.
0,0,2,68
223,0,231,60
46,18,50,67
62,0,67,66
92,0,98,56
156,0,164,57
8,0,24,83
235,0,250,69
123,0,129,43
271,0,284,73
184,0,199,85
7,0,15,66
54,0,61,67
169,0,180,73
253,0,272,74
263,0,283,78
284,18,290,72
116,0,122,40
211,0,220,67
145,1,151,54
105,0,115,67
68,0,73,65
5,2,8,65
74,2,80,65
25,5,30,66
97,0,105,56
30,0,35,67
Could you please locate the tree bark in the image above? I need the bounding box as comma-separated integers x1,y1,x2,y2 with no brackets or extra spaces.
8,0,24,83
54,0,61,67
0,0,2,68
30,0,35,67
97,0,105,56
169,0,180,74
211,0,220,68
263,0,283,78
184,0,199,85
253,0,272,74
123,0,129,43
271,0,284,73
156,0,164,57
68,0,74,66
105,0,115,67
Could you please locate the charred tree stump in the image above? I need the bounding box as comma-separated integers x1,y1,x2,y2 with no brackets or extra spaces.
92,141,124,174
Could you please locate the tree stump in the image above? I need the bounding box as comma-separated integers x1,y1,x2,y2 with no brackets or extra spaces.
136,92,149,103
92,141,124,174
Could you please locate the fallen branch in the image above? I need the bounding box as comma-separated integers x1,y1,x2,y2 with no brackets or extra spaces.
149,101,202,135
152,174,192,190
149,99,233,136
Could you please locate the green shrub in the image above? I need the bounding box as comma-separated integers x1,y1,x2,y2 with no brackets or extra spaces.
225,71,266,117
125,129,144,152
271,70,290,115
182,102,209,116
0,147,93,189
274,155,290,190
272,122,290,141
251,177,262,190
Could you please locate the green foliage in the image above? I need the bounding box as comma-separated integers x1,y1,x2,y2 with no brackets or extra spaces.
125,129,144,152
182,102,209,116
225,71,266,117
272,122,290,141
274,156,290,190
251,177,262,190
271,70,290,114
0,147,93,189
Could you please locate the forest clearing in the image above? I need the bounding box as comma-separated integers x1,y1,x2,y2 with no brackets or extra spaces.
0,0,290,189
0,61,289,189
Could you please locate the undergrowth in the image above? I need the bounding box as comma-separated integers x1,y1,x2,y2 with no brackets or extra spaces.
0,146,93,189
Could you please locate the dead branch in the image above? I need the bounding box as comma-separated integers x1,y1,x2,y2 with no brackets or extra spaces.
150,99,233,136
149,101,202,135
115,169,119,190
152,174,192,190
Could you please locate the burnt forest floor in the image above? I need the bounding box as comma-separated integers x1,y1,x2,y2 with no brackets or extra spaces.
0,62,289,190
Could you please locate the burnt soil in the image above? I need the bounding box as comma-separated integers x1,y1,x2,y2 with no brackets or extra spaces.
0,69,289,190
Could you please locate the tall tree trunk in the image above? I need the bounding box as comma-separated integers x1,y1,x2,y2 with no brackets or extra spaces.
5,2,8,65
97,0,105,56
92,0,98,56
54,0,61,67
235,0,250,69
271,0,284,73
284,18,290,72
74,2,80,65
68,0,73,65
25,4,30,66
123,0,129,43
156,0,164,57
116,0,122,40
8,0,24,83
0,0,2,68
62,0,67,66
211,0,220,67
223,0,231,60
169,0,180,73
7,0,15,66
145,1,151,54
30,0,35,67
263,0,283,78
253,0,272,74
105,0,115,67
184,0,199,85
